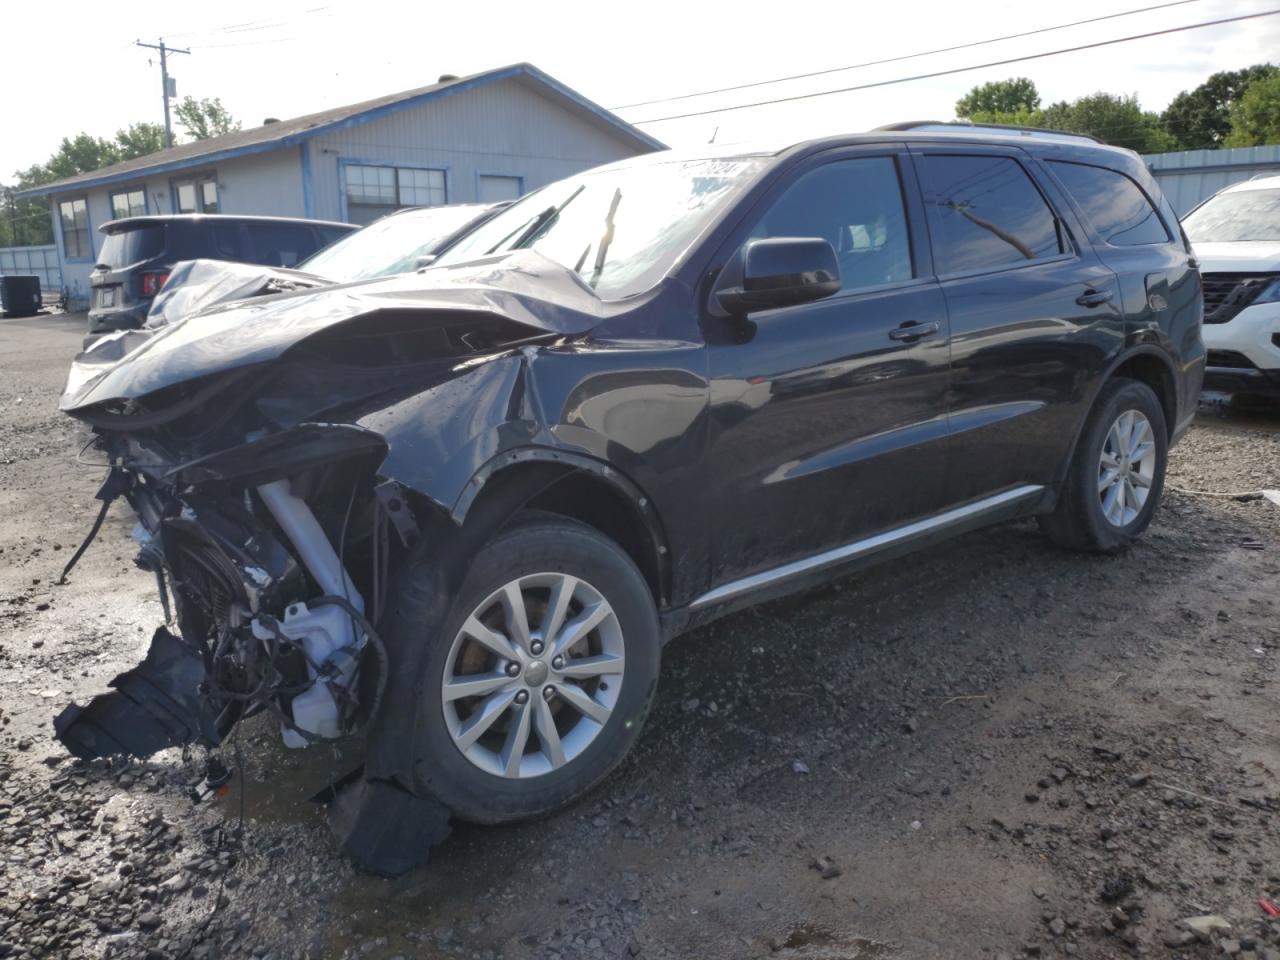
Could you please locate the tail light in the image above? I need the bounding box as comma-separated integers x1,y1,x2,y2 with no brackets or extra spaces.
141,271,170,297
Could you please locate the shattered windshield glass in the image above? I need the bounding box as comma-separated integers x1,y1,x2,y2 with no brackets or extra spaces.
434,155,769,299
1184,188,1280,243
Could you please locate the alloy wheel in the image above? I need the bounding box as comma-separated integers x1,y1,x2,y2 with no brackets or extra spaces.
1097,409,1156,527
440,572,625,779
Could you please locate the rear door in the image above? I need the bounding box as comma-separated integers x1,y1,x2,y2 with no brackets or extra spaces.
703,146,952,586
911,146,1123,502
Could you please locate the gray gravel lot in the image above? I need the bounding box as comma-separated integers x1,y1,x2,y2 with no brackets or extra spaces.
1,312,1278,960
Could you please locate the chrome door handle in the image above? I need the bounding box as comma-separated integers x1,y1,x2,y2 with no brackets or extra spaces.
888,321,940,342
1076,290,1113,308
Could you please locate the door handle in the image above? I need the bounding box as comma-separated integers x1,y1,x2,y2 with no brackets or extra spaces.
888,320,940,342
1075,289,1113,308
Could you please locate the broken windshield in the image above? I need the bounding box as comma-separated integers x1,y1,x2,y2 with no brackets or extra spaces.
433,155,768,299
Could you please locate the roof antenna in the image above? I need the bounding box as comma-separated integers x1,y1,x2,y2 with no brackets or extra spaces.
708,125,719,145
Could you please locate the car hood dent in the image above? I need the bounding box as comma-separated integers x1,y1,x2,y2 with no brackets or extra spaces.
145,258,331,330
1192,240,1280,272
61,251,606,412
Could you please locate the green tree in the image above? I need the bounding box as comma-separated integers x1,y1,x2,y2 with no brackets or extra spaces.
0,187,53,246
1224,73,1280,146
174,97,241,141
955,78,1041,118
1040,93,1177,153
1162,65,1278,149
114,122,167,160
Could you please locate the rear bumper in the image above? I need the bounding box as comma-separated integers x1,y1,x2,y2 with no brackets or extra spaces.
87,301,151,335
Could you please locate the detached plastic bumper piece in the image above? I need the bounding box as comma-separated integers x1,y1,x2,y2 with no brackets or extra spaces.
54,627,221,759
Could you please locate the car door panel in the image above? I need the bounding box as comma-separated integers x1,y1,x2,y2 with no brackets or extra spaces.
911,147,1123,502
702,149,951,586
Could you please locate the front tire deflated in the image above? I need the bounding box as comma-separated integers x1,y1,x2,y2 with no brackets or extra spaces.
375,514,661,825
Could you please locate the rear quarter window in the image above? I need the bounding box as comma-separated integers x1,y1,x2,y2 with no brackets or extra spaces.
1047,161,1170,246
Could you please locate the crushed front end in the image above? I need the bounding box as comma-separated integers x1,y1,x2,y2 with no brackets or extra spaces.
56,396,391,759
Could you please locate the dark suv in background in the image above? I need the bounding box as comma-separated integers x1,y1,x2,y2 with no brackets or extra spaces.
87,214,354,337
59,124,1203,873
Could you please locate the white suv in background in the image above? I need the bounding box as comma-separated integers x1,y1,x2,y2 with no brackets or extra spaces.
1184,175,1280,401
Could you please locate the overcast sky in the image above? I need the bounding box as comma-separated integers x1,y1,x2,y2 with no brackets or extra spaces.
6,0,1280,178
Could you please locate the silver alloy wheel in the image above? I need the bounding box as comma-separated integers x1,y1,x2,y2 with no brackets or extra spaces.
441,572,625,779
1097,408,1156,527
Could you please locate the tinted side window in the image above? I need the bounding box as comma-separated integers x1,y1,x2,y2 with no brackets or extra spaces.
249,222,322,267
750,156,913,292
210,222,246,259
919,155,1063,274
1048,161,1170,246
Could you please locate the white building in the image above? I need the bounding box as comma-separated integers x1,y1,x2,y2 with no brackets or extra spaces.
17,63,664,308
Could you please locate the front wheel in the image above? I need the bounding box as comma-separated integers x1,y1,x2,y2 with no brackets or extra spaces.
383,514,660,824
1039,378,1168,553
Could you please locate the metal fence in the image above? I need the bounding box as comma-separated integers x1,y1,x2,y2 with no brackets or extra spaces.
1144,145,1280,216
0,244,61,294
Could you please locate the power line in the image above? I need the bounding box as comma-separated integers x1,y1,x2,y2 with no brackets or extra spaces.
629,8,1280,125
613,0,1204,111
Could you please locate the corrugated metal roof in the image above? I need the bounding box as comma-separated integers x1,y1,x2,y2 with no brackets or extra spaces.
17,63,665,199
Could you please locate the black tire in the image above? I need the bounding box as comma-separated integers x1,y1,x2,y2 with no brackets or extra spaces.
379,514,660,824
1038,378,1168,553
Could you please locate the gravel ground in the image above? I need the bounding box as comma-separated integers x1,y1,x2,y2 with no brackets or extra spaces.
1,311,1278,960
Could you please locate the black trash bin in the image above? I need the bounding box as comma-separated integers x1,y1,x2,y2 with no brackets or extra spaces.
0,276,42,317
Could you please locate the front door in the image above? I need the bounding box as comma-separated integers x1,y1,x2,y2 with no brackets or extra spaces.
703,149,951,588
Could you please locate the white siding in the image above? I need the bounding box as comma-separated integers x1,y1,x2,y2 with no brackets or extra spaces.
308,76,648,221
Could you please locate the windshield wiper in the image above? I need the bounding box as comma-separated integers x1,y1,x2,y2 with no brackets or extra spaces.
486,185,586,255
587,189,623,287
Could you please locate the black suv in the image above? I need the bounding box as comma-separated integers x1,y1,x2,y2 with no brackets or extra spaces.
58,125,1203,872
88,214,354,337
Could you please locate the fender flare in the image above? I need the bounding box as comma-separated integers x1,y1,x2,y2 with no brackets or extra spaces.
1053,343,1180,490
450,445,673,602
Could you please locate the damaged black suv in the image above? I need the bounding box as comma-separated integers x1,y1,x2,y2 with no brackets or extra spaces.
57,124,1203,872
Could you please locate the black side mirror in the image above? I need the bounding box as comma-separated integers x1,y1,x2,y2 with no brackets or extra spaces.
717,237,841,315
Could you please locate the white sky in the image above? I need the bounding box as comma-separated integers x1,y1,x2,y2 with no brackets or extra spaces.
5,0,1279,178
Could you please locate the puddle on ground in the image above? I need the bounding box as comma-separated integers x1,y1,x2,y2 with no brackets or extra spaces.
776,923,892,958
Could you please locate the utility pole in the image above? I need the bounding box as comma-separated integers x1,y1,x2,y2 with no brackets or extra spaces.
135,39,190,148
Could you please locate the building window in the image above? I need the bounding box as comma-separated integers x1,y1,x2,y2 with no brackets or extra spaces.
478,174,523,203
110,189,146,220
59,198,90,260
345,164,446,224
174,175,219,213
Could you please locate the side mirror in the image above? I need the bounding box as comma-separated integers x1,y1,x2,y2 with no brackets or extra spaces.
717,237,841,314
414,254,438,270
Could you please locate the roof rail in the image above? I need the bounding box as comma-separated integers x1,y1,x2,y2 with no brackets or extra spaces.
875,120,1101,144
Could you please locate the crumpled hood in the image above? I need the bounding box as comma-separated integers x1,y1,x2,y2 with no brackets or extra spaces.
61,251,606,412
1192,240,1280,273
145,259,331,330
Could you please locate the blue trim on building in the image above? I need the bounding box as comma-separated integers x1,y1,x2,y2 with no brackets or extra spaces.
300,142,315,219
16,64,666,201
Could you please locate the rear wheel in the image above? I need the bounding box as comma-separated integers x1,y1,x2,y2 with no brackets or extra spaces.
1039,378,1167,553
382,514,660,824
